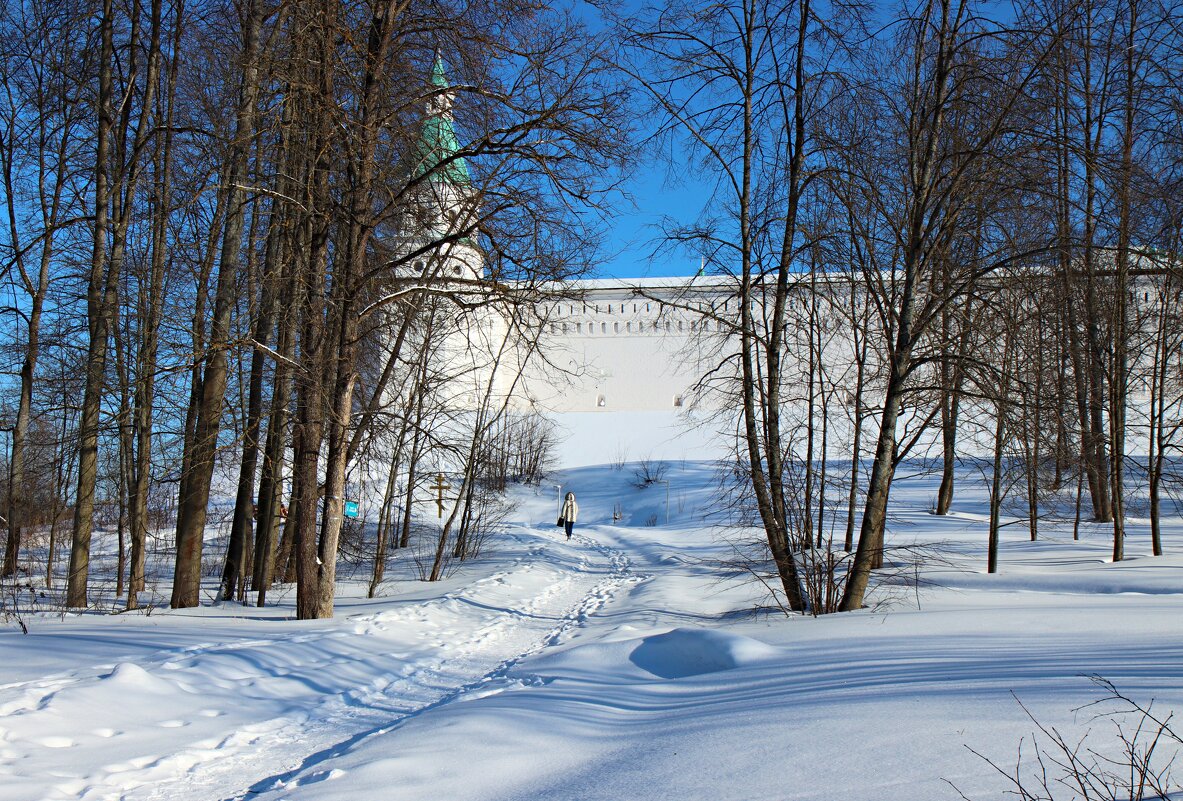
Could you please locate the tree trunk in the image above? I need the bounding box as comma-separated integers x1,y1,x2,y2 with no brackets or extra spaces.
66,0,117,608
219,216,281,603
171,0,266,608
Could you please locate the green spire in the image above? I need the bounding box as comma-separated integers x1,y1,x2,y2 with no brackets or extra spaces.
414,56,471,185
431,54,449,90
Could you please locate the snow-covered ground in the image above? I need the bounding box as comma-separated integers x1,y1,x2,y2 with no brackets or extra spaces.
1,460,1180,801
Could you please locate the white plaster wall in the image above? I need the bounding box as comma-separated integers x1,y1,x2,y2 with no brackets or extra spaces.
518,279,735,413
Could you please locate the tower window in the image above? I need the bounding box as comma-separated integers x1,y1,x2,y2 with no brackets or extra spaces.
673,395,683,408
596,394,607,408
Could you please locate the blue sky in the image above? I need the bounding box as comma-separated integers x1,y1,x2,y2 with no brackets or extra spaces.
593,166,713,279
575,0,712,280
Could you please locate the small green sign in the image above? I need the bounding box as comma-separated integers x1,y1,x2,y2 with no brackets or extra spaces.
344,500,360,519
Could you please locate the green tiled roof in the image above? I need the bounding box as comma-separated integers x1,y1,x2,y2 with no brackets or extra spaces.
413,57,471,185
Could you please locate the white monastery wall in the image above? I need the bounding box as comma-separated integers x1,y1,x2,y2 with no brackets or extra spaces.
517,278,738,414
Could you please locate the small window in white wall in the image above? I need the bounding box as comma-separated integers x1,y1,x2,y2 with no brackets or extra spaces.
575,322,582,333
601,321,607,333
413,260,425,273
626,321,632,332
717,320,724,332
614,321,620,333
678,321,684,332
673,395,683,408
561,322,568,333
596,394,607,407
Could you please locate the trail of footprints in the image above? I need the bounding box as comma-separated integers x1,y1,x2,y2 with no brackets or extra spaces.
1,528,640,801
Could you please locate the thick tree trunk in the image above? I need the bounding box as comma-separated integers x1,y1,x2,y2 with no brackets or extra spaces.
172,0,265,608
66,0,117,608
219,224,280,603
839,365,906,611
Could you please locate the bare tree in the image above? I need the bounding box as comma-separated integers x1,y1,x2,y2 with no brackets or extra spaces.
840,1,1053,611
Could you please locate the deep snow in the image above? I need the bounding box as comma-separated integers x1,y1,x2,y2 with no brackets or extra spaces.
1,458,1180,801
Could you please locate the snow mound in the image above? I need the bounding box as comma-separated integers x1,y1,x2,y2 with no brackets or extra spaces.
102,662,175,694
628,628,783,679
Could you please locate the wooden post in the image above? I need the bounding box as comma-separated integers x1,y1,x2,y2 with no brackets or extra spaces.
430,473,450,518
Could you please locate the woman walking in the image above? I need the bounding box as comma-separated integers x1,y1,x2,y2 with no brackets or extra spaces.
560,492,578,540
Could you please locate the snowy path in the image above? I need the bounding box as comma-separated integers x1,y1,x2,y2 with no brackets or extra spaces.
0,526,641,801
228,532,644,801
3,463,1181,801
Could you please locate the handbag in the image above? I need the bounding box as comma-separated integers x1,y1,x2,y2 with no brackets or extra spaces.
557,517,565,527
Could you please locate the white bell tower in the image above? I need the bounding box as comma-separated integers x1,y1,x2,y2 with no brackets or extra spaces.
402,56,485,282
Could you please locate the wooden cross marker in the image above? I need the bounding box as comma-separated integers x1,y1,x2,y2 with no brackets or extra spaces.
430,473,450,518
